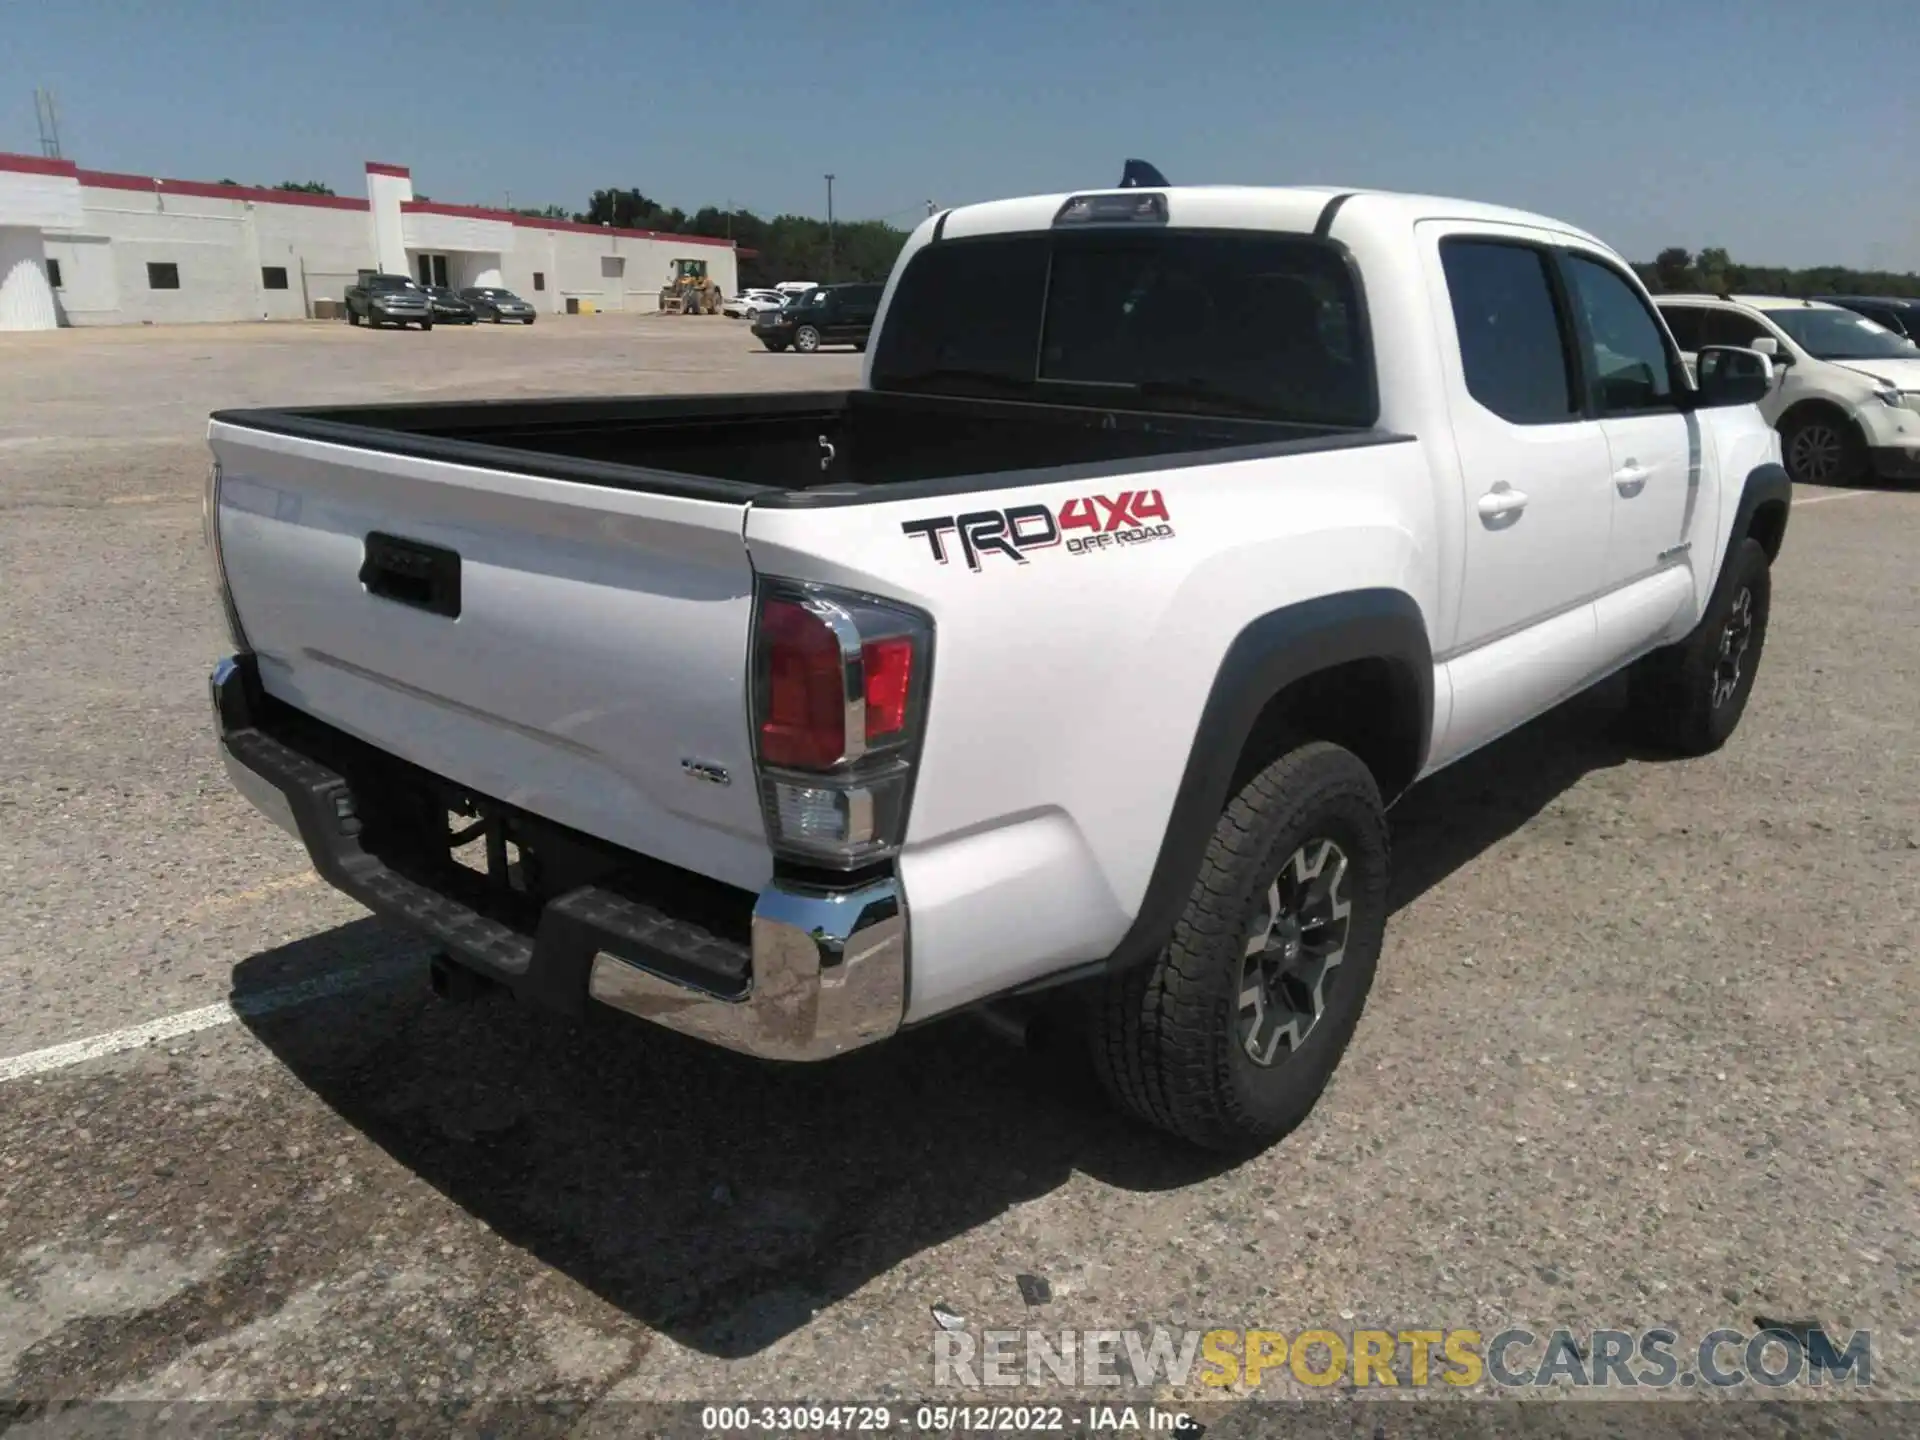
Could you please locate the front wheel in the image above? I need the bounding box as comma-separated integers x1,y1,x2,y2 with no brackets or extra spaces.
419,318,433,331
1780,411,1864,487
794,325,821,353
1089,740,1390,1152
1624,536,1772,756
347,307,361,327
761,340,790,353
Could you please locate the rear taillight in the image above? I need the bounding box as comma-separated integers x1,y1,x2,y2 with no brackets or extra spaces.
751,581,933,869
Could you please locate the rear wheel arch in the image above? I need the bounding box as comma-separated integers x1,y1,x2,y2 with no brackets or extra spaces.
1103,588,1431,975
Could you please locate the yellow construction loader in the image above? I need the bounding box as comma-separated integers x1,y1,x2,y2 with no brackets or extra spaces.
659,257,723,315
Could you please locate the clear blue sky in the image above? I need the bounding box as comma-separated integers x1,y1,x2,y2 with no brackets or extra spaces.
5,0,1915,269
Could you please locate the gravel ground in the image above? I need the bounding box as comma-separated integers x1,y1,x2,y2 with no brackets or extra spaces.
0,316,1914,1430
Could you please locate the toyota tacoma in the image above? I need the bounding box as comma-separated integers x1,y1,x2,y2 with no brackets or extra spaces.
204,175,1790,1150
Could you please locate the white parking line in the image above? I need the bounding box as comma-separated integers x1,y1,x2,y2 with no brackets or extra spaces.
1796,489,1878,507
0,961,403,1085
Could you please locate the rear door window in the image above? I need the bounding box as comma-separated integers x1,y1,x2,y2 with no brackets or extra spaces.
1438,239,1580,425
870,230,1375,426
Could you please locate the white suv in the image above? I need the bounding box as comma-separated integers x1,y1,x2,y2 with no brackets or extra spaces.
1656,294,1920,485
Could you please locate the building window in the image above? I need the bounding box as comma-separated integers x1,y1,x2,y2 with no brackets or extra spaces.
532,272,546,291
46,259,63,289
147,262,181,290
261,266,289,291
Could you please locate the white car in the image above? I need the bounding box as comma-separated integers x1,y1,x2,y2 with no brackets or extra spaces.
722,289,786,319
205,181,1787,1151
1656,294,1920,486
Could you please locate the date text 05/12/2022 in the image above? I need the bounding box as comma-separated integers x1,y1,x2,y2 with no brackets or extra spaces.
901,490,1175,572
699,1404,1195,1433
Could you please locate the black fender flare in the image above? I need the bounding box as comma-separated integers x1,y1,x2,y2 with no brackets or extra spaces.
1728,460,1791,567
1102,588,1432,974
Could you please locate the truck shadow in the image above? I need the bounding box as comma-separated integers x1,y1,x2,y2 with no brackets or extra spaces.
233,674,1668,1359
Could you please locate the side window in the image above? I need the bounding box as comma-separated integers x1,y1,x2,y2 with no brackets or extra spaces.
1703,309,1769,349
1658,305,1706,352
1438,238,1580,425
1560,254,1679,413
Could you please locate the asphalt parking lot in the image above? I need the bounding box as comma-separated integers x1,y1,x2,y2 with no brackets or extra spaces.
0,315,1915,1422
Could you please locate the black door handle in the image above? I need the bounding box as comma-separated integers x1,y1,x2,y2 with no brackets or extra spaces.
360,532,461,618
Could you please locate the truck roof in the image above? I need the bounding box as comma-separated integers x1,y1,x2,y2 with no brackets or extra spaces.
930,184,1610,253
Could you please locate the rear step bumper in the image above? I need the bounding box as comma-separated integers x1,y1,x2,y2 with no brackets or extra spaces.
209,654,906,1061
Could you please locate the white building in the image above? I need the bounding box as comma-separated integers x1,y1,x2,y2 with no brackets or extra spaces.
0,153,738,330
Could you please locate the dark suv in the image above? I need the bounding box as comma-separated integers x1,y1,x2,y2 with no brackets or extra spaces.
753,282,884,352
1815,295,1920,343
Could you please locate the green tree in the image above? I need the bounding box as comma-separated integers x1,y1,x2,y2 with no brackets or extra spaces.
1651,247,1697,292
1638,247,1920,300
275,181,335,196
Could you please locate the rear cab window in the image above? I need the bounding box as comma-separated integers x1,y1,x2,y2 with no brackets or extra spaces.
869,229,1377,427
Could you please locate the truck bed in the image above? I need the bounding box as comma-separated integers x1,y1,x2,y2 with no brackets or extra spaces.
210,389,1398,507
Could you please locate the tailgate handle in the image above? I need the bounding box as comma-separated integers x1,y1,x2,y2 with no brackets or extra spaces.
360,532,461,619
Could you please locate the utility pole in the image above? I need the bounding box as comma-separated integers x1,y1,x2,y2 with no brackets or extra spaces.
926,199,938,218
34,89,63,159
824,173,836,282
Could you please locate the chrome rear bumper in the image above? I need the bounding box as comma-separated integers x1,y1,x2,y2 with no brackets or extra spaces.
209,654,907,1061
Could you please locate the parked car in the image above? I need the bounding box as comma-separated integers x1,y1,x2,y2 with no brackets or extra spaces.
424,286,476,325
344,274,433,330
1656,294,1920,485
753,282,884,352
722,289,786,319
1814,295,1920,344
205,178,1788,1152
461,286,537,324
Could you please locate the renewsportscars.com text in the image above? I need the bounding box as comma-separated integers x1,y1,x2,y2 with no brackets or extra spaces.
932,1325,1872,1391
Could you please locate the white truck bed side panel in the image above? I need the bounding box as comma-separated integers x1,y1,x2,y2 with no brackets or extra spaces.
747,441,1439,1019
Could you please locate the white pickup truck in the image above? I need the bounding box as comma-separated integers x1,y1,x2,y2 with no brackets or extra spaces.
205,179,1791,1151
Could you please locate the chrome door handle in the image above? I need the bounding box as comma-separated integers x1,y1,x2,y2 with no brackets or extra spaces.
1614,463,1650,495
1477,483,1530,521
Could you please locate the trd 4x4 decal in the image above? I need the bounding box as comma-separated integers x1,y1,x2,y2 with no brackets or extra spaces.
902,489,1175,572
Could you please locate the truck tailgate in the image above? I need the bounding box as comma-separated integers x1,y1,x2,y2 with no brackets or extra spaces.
208,421,772,892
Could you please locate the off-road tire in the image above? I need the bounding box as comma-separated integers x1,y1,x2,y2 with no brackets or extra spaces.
1090,741,1390,1152
1626,536,1771,756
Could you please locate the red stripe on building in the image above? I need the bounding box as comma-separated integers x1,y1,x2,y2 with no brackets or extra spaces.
0,152,80,178
76,170,369,211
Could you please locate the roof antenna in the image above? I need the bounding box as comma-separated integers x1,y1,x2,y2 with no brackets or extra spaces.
1119,158,1169,188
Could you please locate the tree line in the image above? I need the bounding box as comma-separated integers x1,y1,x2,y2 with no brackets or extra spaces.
1634,246,1920,299
209,179,1920,301
567,188,912,287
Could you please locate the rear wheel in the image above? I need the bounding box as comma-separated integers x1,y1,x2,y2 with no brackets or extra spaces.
1089,740,1389,1152
1625,536,1772,756
794,325,821,353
